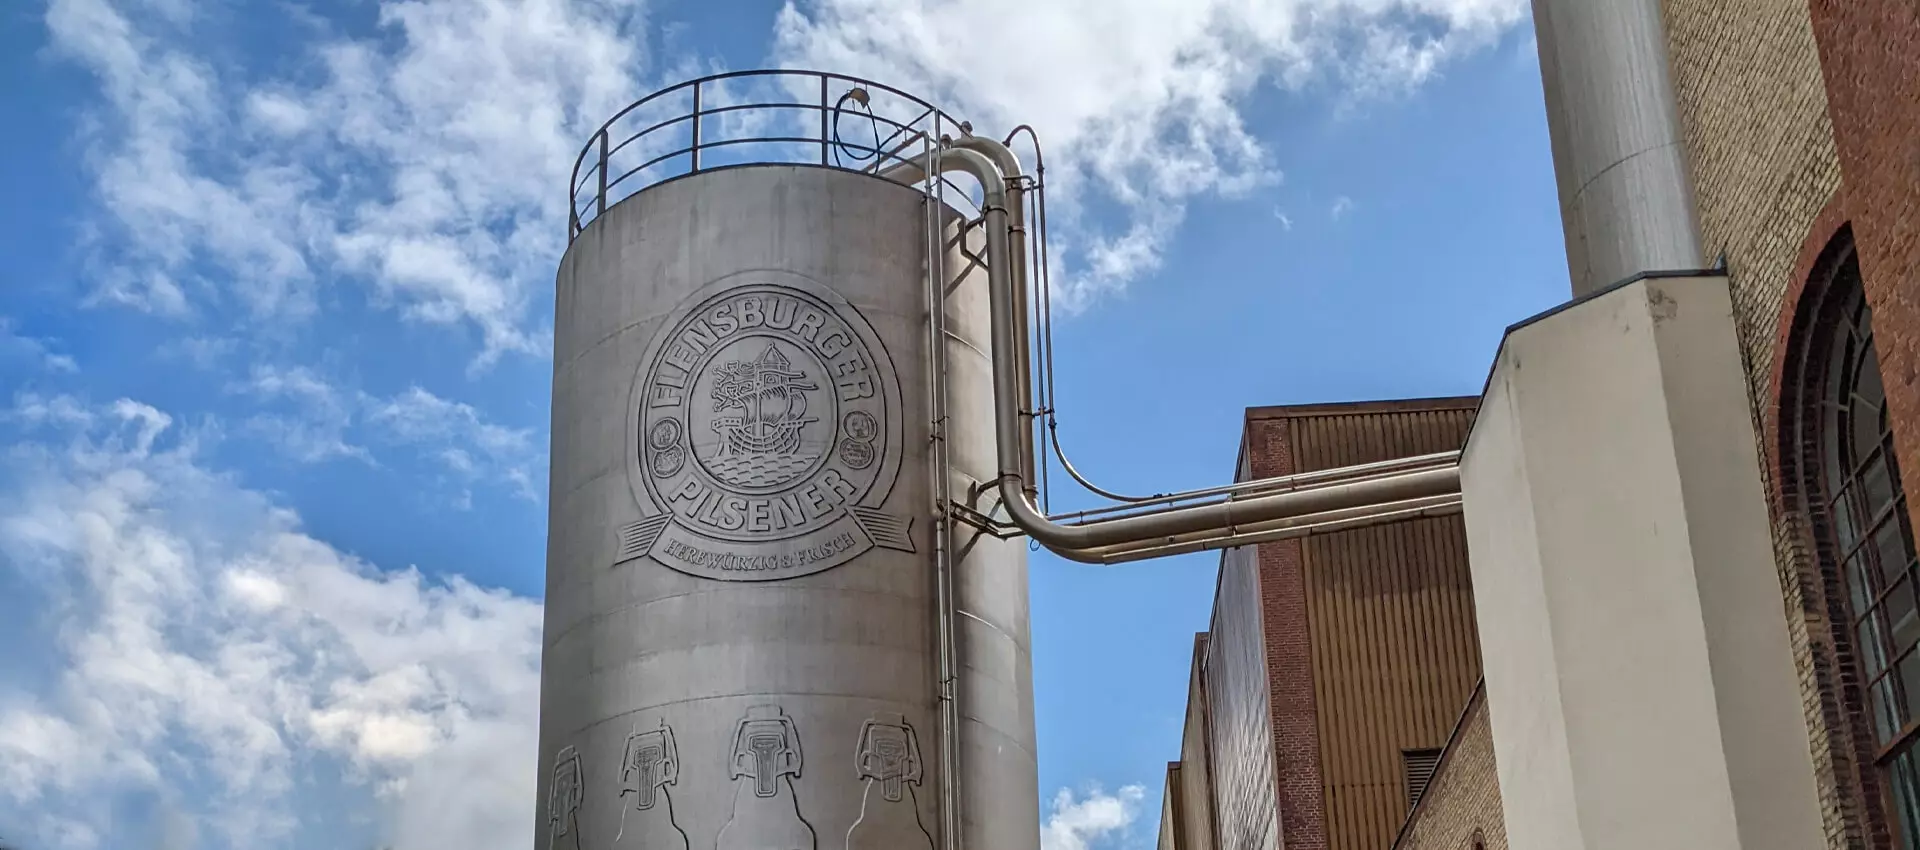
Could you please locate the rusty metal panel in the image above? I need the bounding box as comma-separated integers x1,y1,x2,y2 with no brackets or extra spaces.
1278,400,1484,850
1180,635,1220,850
1207,543,1283,850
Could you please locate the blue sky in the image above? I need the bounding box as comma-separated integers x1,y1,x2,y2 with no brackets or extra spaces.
0,0,1565,847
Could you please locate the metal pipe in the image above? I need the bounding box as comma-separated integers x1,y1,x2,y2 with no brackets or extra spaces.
1075,492,1463,555
918,138,963,850
884,144,1463,560
1075,495,1459,564
1092,498,1465,564
1044,449,1461,522
881,137,1039,496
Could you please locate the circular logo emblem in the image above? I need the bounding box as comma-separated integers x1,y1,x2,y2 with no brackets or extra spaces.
624,273,912,581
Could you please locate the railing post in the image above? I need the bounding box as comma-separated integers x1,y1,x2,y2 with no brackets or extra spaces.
820,75,830,165
690,81,703,172
596,129,608,219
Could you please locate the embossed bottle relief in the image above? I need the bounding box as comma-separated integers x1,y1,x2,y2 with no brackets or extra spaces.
613,720,689,850
717,705,816,850
846,713,935,850
549,746,586,850
621,276,915,580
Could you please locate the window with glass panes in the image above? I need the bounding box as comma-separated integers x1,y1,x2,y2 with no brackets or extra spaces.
1801,241,1920,845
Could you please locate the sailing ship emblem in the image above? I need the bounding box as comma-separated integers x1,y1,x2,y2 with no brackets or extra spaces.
626,275,916,582
705,342,822,490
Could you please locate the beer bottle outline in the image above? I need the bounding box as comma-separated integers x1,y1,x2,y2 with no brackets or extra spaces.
716,705,816,850
549,745,586,850
845,713,934,850
613,720,690,850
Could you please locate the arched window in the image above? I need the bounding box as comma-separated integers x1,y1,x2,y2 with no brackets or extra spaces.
1788,229,1920,845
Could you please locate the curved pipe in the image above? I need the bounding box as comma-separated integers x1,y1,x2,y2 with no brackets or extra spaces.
886,144,1463,560
882,137,1040,495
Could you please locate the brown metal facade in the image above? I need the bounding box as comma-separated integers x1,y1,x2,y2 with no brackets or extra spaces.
1180,635,1221,850
1160,397,1485,850
1207,536,1283,850
1276,400,1486,850
1162,764,1183,850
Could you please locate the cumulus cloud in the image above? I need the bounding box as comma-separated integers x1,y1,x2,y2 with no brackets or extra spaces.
1042,784,1148,850
228,364,543,502
44,0,651,365
365,385,545,502
0,318,79,374
49,0,1528,357
773,0,1528,307
0,395,543,850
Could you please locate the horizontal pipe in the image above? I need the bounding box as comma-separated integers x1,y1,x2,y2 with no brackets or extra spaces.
1011,465,1460,554
1080,492,1463,556
1093,499,1465,564
1046,449,1461,522
886,144,1464,561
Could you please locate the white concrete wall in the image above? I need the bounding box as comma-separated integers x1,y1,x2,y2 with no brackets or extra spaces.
1461,275,1822,850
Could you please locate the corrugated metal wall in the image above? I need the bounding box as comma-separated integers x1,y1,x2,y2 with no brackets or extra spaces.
1285,404,1483,850
1181,636,1219,850
1162,763,1183,850
1207,542,1283,850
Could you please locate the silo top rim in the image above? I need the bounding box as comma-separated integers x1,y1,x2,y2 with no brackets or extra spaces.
567,69,977,242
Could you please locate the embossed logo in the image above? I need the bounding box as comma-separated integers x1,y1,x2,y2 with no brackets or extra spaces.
621,274,913,581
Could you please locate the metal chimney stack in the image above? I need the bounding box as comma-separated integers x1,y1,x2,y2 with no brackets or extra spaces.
1531,0,1704,295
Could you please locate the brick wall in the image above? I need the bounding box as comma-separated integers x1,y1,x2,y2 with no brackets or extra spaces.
1391,684,1506,850
1663,0,1920,845
1808,0,1920,533
1658,1,1863,844
1244,416,1329,850
1801,0,1920,840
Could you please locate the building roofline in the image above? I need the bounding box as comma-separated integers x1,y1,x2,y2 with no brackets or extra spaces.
1244,395,1480,422
1464,268,1727,453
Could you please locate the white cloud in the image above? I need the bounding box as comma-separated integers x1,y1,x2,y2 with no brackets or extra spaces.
365,386,544,502
44,0,651,365
1272,207,1294,231
1042,784,1148,850
0,395,543,850
0,318,80,374
155,335,238,370
232,363,371,464
48,0,1525,357
226,365,543,501
773,0,1526,307
1331,195,1356,219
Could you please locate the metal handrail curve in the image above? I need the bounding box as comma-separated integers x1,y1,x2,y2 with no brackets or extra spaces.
567,69,974,241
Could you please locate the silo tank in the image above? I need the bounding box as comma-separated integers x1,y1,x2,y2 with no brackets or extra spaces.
539,162,1039,850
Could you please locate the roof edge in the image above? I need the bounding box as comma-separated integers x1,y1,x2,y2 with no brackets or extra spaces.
1463,268,1728,455
1244,395,1481,422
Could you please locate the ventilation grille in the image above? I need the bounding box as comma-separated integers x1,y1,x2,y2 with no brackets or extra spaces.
1402,747,1444,810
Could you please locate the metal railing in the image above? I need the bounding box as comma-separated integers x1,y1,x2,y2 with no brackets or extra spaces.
568,69,979,240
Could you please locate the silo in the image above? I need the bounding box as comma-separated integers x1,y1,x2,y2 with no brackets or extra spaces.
538,72,1039,850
